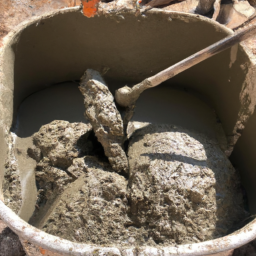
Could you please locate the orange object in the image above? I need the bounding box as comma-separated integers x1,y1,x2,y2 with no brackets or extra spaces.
39,247,46,255
81,0,100,18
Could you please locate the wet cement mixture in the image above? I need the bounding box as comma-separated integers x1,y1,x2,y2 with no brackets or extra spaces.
4,70,249,247
3,133,22,215
23,120,247,246
127,124,247,244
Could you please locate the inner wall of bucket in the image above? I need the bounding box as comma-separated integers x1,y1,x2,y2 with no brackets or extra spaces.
1,9,255,221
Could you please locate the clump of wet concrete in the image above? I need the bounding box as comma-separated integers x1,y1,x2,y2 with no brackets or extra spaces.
25,119,247,246
79,69,129,174
28,121,144,245
29,120,93,169
42,156,130,245
3,133,22,214
27,120,95,226
127,124,247,244
40,155,156,246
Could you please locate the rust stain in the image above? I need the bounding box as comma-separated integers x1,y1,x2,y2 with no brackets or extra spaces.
81,0,100,17
39,247,46,255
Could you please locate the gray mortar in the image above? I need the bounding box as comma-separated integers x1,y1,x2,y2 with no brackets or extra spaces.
79,69,129,174
24,120,247,246
3,133,22,215
42,156,130,245
30,120,93,169
28,120,94,228
127,124,247,245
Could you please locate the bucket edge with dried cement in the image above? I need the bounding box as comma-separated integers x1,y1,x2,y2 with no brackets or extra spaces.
0,6,256,256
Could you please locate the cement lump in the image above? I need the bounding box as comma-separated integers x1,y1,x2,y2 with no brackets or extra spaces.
79,69,129,174
42,156,131,245
3,134,22,214
27,120,247,246
127,124,247,244
29,120,93,169
27,121,94,225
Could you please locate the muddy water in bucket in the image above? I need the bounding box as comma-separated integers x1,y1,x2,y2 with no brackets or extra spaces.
1,8,255,253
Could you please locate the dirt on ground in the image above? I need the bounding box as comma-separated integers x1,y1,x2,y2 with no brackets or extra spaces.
0,220,25,256
0,0,80,47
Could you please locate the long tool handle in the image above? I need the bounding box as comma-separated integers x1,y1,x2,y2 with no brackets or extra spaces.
115,23,256,107
149,24,256,86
